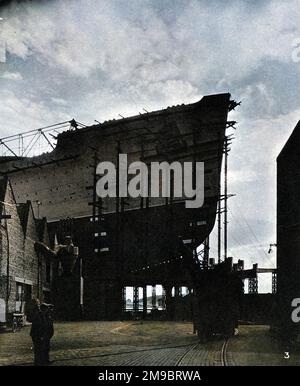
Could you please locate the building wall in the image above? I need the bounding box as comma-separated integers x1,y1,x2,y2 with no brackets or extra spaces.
0,181,26,314
241,294,275,324
0,180,51,321
277,121,300,329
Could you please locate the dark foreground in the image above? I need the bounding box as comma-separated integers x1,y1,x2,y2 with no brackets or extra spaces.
0,321,299,366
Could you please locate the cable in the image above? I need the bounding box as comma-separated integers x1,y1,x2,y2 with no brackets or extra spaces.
228,206,275,267
234,201,271,259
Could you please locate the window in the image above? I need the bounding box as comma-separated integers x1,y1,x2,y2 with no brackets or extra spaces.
16,283,32,302
16,283,24,302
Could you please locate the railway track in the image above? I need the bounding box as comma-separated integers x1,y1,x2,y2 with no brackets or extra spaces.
14,337,231,366
220,338,229,366
175,337,230,366
175,342,200,366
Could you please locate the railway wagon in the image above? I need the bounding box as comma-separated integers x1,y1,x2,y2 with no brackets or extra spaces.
192,260,243,342
179,242,243,342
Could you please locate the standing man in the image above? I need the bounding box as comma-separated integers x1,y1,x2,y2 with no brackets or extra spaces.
28,299,45,366
40,303,54,365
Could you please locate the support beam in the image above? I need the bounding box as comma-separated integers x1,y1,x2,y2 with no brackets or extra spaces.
0,140,18,157
164,285,172,320
178,287,182,297
224,136,228,260
143,286,147,317
121,287,126,314
133,287,139,314
217,200,221,263
175,286,181,298
248,277,258,294
203,237,209,269
161,287,166,310
272,272,277,294
151,285,156,310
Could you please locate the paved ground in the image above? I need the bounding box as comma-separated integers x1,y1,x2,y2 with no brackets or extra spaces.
0,322,299,366
228,325,300,366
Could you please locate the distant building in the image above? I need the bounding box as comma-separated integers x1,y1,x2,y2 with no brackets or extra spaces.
0,177,51,322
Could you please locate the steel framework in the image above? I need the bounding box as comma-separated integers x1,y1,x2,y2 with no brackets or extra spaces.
0,120,86,158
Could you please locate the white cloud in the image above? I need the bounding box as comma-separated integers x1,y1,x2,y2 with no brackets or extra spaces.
0,90,67,137
73,79,201,124
1,0,299,84
1,71,22,80
51,97,68,107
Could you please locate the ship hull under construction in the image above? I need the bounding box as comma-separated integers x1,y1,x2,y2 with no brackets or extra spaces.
0,93,232,320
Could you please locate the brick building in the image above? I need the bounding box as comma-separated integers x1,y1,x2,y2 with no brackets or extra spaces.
0,176,51,322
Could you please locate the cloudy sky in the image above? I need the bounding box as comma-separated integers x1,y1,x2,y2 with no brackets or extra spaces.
1,0,300,292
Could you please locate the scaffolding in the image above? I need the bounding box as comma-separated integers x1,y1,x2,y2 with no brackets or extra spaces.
88,153,108,255
0,120,86,158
